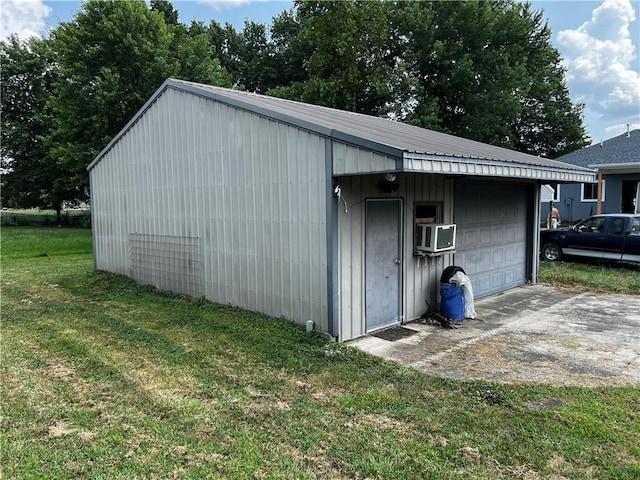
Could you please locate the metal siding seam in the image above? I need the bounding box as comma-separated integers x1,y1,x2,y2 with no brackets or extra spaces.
325,137,339,338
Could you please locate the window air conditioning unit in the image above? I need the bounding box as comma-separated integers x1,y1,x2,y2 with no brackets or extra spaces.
415,224,456,253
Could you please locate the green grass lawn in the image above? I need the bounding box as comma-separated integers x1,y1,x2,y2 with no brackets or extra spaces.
539,260,640,295
2,227,639,479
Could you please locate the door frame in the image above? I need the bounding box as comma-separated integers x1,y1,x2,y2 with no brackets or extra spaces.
364,198,403,332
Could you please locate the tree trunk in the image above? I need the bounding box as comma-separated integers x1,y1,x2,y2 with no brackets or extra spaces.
55,204,62,224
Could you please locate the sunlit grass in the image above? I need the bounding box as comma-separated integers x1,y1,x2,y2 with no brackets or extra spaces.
1,226,93,261
1,227,639,479
539,260,640,295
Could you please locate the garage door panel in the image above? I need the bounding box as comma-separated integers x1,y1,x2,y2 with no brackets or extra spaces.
462,230,478,248
505,225,516,242
475,273,493,296
492,226,504,243
504,245,515,262
491,272,504,290
503,270,515,286
455,183,529,298
479,250,492,271
480,230,492,245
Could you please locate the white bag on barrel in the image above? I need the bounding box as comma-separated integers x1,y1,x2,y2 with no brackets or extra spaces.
450,271,476,319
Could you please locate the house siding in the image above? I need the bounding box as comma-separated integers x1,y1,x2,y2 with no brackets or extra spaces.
333,142,398,175
336,172,454,341
552,173,640,221
90,88,329,332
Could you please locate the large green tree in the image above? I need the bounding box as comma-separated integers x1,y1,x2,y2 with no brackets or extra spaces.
394,0,588,155
0,35,69,214
194,19,275,93
45,0,227,205
269,9,313,90
47,0,177,201
271,0,398,115
265,0,587,157
510,3,588,158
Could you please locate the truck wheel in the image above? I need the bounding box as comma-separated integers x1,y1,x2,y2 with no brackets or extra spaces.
542,242,562,262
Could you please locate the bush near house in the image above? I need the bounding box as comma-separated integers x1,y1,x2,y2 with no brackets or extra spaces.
1,227,639,479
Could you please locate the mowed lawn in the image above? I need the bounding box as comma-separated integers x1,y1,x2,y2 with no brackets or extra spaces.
1,227,639,479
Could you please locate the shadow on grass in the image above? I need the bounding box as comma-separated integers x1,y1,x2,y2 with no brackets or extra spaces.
556,256,640,271
45,269,449,397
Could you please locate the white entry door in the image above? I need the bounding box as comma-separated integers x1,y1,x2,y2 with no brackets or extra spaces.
365,199,402,331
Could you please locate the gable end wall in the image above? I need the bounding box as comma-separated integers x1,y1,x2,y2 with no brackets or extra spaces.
90,88,329,330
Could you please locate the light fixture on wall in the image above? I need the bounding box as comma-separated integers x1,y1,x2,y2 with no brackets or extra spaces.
378,172,399,194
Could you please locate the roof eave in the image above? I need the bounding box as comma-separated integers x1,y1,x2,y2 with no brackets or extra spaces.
587,162,640,174
403,152,596,183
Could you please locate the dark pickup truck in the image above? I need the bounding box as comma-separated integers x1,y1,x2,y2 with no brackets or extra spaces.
540,214,640,263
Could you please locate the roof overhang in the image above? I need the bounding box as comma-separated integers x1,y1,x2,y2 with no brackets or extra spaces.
403,152,596,183
588,162,640,175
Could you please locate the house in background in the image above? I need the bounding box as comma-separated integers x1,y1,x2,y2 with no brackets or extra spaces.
541,129,640,223
88,79,593,342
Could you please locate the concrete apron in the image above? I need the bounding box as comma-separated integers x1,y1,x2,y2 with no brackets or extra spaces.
348,285,640,386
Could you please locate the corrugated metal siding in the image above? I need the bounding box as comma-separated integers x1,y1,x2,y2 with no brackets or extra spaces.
91,88,329,331
333,143,397,175
337,173,454,341
175,80,594,176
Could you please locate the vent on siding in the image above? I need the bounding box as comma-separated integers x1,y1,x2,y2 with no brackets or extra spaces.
129,233,202,297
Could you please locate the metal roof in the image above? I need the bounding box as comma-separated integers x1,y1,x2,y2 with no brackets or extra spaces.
88,78,596,183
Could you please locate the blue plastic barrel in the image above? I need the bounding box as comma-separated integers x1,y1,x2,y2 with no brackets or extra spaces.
440,283,464,320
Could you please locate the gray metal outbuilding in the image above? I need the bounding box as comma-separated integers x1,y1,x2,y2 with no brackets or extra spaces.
88,78,594,342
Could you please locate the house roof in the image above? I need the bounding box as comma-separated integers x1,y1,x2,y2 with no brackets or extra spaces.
553,129,640,174
88,78,595,183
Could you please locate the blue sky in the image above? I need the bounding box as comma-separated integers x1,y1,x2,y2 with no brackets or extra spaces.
2,0,639,145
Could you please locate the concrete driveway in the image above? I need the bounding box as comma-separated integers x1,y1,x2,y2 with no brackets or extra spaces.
348,285,640,386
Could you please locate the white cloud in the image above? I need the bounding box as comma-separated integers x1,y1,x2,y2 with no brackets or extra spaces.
0,0,51,40
605,122,640,136
197,0,252,11
557,0,640,124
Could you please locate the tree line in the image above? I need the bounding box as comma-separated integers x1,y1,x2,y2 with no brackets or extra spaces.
1,0,589,214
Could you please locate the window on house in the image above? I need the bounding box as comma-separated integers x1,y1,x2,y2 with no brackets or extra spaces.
414,202,442,248
414,202,442,225
581,181,605,202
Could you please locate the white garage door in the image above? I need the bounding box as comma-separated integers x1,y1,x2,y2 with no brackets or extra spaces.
454,182,529,297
